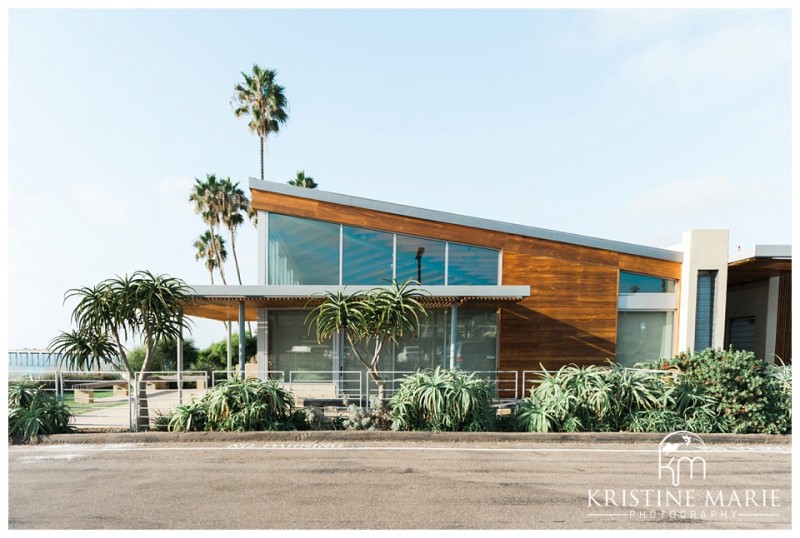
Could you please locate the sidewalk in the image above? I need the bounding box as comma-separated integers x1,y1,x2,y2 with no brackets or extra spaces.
36,429,792,446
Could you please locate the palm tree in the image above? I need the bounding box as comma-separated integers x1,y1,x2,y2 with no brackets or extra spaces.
218,177,252,285
287,170,318,189
232,64,289,180
189,174,227,285
194,231,227,285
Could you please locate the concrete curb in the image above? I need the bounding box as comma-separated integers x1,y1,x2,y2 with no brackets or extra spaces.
23,430,792,446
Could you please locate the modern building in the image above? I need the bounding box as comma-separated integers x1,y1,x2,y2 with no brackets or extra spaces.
184,180,791,397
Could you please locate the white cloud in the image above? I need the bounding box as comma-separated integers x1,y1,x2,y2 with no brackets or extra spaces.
620,21,788,91
72,184,131,221
592,10,687,46
155,175,196,216
616,175,791,248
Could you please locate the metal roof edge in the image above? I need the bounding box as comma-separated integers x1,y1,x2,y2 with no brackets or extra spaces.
729,244,792,264
187,284,530,299
249,178,683,263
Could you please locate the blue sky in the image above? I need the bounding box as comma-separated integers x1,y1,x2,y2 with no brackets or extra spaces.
5,6,794,349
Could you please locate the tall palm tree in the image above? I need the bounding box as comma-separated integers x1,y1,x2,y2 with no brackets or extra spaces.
189,174,228,285
287,170,318,189
194,231,227,285
232,64,289,180
219,177,252,285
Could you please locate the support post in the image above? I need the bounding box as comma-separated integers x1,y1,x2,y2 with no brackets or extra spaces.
177,321,184,405
239,301,246,381
449,302,458,369
226,320,232,378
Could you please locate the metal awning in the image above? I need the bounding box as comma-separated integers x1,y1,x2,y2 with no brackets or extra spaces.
728,246,791,286
181,284,530,321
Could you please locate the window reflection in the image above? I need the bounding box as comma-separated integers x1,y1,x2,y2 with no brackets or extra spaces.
268,214,339,285
619,271,676,293
448,243,499,285
342,226,394,285
267,213,501,287
396,235,446,285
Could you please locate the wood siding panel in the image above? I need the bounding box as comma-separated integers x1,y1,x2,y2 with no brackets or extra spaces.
500,252,619,381
775,273,792,364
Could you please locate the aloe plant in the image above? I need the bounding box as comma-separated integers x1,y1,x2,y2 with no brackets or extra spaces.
8,381,73,441
168,378,294,432
389,367,495,431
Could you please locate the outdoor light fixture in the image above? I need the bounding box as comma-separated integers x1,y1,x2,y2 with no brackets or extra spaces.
415,247,425,284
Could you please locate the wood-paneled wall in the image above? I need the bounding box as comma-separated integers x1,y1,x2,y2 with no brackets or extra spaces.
253,189,683,391
775,273,792,364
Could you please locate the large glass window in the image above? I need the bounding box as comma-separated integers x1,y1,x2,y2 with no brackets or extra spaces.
447,243,499,285
342,226,394,285
616,311,674,367
395,310,448,371
395,235,446,285
266,213,501,287
454,309,498,372
268,311,333,380
619,271,676,293
268,214,340,285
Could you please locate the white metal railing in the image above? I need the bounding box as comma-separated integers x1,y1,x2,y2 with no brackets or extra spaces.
10,365,687,431
211,370,287,386
363,369,520,407
287,370,363,406
133,370,211,431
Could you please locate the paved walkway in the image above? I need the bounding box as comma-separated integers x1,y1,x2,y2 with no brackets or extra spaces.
70,388,209,429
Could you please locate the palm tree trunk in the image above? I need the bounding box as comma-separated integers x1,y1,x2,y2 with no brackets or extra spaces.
230,231,243,285
135,336,158,432
209,225,228,285
260,136,264,180
228,231,253,334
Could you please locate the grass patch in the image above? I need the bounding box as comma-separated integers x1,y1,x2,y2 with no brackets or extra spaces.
63,390,127,415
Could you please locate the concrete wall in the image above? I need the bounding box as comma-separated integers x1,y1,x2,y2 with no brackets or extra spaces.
676,230,729,352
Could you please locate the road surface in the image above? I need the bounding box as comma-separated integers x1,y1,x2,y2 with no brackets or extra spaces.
8,437,791,530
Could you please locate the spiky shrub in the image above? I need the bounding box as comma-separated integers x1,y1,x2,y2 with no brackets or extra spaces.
623,378,721,433
641,349,791,434
389,367,496,431
169,378,294,432
515,364,679,433
167,400,208,432
8,380,73,442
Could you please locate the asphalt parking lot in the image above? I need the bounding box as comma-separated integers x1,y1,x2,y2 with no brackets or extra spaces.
7,432,792,530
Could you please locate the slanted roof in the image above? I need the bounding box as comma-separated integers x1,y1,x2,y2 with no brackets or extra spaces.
249,179,684,263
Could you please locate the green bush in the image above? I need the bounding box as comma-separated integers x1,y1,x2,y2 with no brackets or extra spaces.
128,338,200,372
389,367,496,431
639,348,791,434
193,333,257,374
8,380,73,441
168,378,294,432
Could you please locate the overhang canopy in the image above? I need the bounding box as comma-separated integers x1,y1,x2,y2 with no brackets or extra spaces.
181,284,531,322
728,245,792,286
